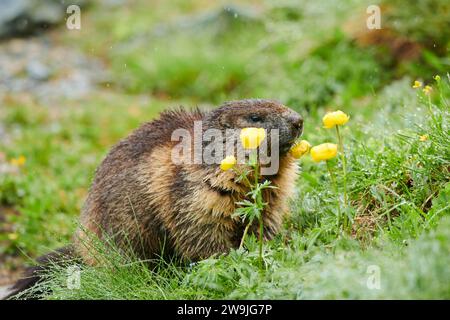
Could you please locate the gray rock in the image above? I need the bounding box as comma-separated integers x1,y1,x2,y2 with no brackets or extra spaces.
0,36,109,102
26,60,51,80
0,0,87,38
0,0,27,23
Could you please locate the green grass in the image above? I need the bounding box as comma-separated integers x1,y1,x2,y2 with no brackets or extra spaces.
34,213,450,299
1,0,449,299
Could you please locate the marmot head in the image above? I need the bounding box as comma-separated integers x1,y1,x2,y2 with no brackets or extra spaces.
205,99,303,154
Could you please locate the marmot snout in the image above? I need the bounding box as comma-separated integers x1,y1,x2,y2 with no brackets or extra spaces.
75,99,302,263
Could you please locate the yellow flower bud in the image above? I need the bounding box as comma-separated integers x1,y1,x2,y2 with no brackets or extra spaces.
412,80,422,89
310,143,338,162
322,110,350,129
220,155,237,171
423,85,433,95
240,127,266,149
290,140,311,159
419,134,428,142
434,75,441,81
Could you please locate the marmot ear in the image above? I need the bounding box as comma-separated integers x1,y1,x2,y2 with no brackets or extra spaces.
219,114,232,128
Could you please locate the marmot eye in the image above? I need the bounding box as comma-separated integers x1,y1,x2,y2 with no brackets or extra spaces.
249,115,263,122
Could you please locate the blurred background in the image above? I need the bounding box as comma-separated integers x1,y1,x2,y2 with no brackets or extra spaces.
0,0,449,291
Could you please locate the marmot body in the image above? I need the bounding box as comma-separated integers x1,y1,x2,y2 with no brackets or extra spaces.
75,99,303,264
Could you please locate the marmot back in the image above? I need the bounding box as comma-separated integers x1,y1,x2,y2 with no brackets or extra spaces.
75,99,303,264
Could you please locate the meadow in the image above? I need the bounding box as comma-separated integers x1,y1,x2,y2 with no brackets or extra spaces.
0,0,449,299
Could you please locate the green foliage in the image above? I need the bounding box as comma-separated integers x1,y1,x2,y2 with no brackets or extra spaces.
294,76,450,246
63,0,391,108
383,0,450,50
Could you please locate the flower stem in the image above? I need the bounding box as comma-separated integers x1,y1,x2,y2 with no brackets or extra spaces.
253,157,264,267
259,215,264,267
239,222,251,249
241,171,253,189
336,125,348,231
326,160,342,230
335,126,348,206
426,95,440,129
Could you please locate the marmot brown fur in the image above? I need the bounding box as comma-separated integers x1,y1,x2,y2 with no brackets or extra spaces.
6,99,303,298
75,98,303,264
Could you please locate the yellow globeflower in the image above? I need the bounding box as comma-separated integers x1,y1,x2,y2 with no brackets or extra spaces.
10,155,26,167
423,85,433,95
412,80,422,89
310,143,338,162
220,155,237,171
8,233,18,241
290,140,311,159
322,110,349,129
240,127,266,149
